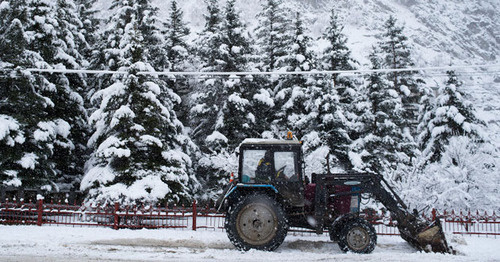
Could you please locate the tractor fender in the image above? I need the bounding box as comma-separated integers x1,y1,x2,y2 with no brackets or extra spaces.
216,182,236,212
329,213,360,241
219,184,280,212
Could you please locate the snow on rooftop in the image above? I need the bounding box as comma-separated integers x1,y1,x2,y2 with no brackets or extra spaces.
240,138,302,145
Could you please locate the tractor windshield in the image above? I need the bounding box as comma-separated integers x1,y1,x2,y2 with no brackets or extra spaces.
240,149,299,183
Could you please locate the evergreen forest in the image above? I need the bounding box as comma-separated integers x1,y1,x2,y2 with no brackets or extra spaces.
0,0,498,210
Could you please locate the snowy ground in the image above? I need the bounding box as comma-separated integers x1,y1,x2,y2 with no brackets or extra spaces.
0,226,499,261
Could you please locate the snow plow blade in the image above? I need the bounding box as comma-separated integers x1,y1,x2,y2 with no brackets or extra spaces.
399,219,454,254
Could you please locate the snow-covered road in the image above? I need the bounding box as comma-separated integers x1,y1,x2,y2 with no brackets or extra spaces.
1,226,498,261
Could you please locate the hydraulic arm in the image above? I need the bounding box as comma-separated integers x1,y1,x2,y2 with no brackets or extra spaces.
316,172,453,253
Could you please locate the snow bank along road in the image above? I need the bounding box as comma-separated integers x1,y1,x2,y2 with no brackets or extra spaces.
0,226,499,261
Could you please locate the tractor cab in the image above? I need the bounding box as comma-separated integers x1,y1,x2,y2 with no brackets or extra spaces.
237,138,305,207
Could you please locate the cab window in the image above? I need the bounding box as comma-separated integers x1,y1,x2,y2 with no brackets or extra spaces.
241,150,267,183
274,151,297,180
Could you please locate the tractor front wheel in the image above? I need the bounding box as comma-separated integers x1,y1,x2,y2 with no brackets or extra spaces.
338,218,377,253
225,194,288,251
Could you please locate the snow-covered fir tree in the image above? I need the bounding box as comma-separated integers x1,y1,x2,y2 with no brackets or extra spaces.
219,0,252,73
379,16,424,136
192,0,256,200
194,0,223,72
254,0,292,72
245,0,287,138
163,0,192,124
73,0,99,109
215,0,255,147
274,12,315,139
90,0,165,86
302,79,352,175
45,0,91,189
378,15,421,165
74,0,99,62
0,0,88,191
299,8,360,170
189,0,225,147
418,71,485,164
81,0,197,205
0,1,50,189
350,49,407,175
164,0,190,73
319,9,358,105
28,0,89,190
318,9,362,147
135,0,165,71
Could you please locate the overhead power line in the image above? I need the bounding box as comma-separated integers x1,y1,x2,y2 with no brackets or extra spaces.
1,63,499,76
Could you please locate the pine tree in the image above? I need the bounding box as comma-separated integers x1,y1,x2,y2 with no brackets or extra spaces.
90,0,165,84
309,9,361,169
379,16,424,135
194,0,223,72
31,0,89,190
378,15,421,166
0,2,48,188
247,0,292,138
1,0,87,190
418,71,484,164
193,0,257,200
350,49,406,174
48,0,91,189
163,0,192,124
190,0,225,148
302,79,352,173
73,0,99,109
165,0,190,72
190,0,256,147
0,66,57,189
82,0,197,205
215,0,255,145
274,12,315,138
320,9,358,104
254,0,292,72
219,0,252,73
74,0,99,61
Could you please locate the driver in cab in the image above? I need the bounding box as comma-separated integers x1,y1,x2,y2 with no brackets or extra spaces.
255,151,288,182
255,151,273,183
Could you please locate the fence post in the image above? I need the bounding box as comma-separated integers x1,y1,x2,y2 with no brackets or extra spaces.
192,200,197,231
68,188,76,205
37,198,43,226
432,208,437,221
17,189,24,202
0,186,5,202
113,202,119,230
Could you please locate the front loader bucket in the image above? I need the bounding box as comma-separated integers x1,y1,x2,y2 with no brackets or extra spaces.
399,219,454,254
415,219,453,253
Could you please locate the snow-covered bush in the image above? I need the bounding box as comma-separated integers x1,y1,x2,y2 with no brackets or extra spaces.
404,136,499,211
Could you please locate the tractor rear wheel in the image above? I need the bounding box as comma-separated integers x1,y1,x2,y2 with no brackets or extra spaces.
225,194,288,251
338,218,377,253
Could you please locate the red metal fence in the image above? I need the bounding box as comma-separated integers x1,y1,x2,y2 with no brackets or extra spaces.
0,199,222,231
0,199,497,237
